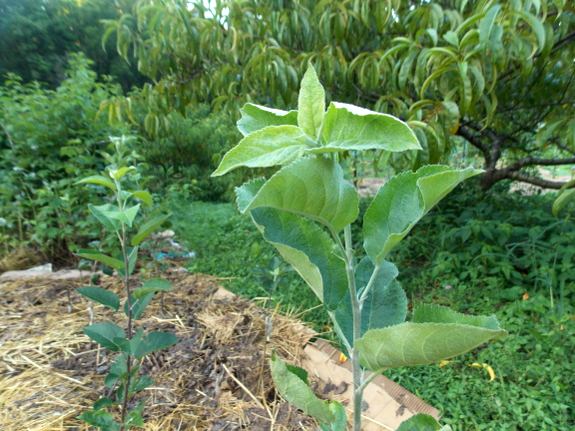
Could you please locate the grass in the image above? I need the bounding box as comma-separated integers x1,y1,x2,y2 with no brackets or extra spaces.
163,183,575,431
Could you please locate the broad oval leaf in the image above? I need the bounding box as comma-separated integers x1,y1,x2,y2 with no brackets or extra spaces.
237,157,359,233
135,331,179,359
355,308,506,371
78,410,118,429
77,286,120,311
133,278,173,299
316,102,421,154
212,125,314,176
237,103,298,136
250,207,347,311
363,165,482,265
83,322,126,351
88,204,122,231
270,353,335,425
396,413,446,431
129,190,153,206
124,292,154,320
298,65,325,139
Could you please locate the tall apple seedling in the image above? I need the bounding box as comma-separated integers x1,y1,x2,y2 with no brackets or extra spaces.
213,67,506,431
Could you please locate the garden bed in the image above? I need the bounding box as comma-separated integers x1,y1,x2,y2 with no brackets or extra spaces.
0,267,437,430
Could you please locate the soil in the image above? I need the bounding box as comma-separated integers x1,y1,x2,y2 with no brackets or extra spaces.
0,266,320,430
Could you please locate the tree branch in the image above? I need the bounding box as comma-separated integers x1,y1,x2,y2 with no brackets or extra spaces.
507,156,575,171
503,171,569,190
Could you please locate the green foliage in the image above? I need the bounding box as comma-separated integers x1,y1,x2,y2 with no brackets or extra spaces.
214,66,503,431
75,136,177,431
0,54,128,258
0,0,145,90
107,0,574,189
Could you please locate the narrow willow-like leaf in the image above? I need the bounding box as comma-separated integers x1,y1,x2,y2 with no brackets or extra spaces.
212,125,314,176
135,331,179,359
363,165,482,265
270,354,335,425
316,102,421,153
83,322,125,351
552,186,575,217
479,5,502,52
131,214,171,246
334,258,406,348
77,286,120,311
133,278,173,299
298,65,325,139
237,157,359,233
250,207,347,311
77,249,125,271
237,103,298,136
396,413,445,431
355,315,506,371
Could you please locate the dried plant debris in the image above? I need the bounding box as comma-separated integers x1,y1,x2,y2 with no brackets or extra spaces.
0,270,318,430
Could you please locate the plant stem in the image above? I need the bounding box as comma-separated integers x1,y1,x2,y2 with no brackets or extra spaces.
120,222,133,430
343,225,364,431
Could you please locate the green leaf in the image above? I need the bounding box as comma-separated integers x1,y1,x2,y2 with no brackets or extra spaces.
334,258,406,348
111,166,135,181
129,190,153,206
479,5,502,52
355,306,506,372
286,365,309,385
396,414,446,431
133,278,173,299
105,355,127,388
250,207,347,311
122,204,140,228
113,328,144,355
123,411,144,428
270,353,335,424
76,175,117,191
116,246,138,277
317,102,421,154
442,30,459,47
124,292,154,320
319,401,348,431
88,204,122,231
93,397,115,411
133,375,155,392
83,322,125,351
552,185,575,217
77,249,125,271
135,331,179,359
363,165,482,265
131,214,171,246
513,10,546,54
237,103,298,136
78,410,118,429
76,286,120,311
212,125,314,176
298,65,325,139
237,157,359,233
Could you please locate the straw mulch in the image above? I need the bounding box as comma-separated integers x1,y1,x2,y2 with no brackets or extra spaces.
0,268,319,430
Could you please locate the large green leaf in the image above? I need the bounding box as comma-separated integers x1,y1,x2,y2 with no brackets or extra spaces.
237,157,359,233
250,207,347,311
298,65,325,139
77,249,125,271
78,410,118,430
479,5,502,53
76,286,120,311
116,246,139,277
396,414,448,431
334,258,406,349
212,125,315,176
88,204,122,231
135,331,179,359
131,214,171,246
133,278,173,299
83,322,126,351
363,165,482,265
104,355,127,388
237,103,298,136
124,292,154,320
270,353,335,425
315,102,421,153
355,305,506,372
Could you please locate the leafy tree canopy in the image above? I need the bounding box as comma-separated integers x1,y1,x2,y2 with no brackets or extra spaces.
0,0,145,90
105,0,574,190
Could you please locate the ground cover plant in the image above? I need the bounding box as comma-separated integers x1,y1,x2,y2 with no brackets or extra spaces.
212,66,507,430
75,136,178,430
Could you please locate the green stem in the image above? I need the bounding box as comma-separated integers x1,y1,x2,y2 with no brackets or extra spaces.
343,225,364,431
120,221,133,430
